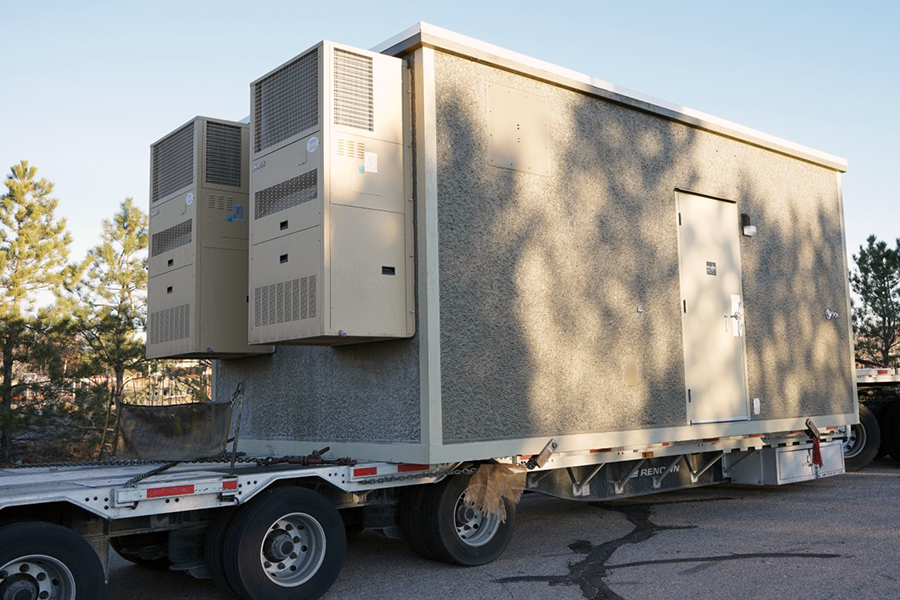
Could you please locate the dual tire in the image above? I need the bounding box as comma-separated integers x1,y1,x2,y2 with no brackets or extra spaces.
400,472,517,566
206,487,345,600
844,404,881,471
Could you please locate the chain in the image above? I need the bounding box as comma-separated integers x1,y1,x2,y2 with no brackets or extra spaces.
124,462,180,488
355,467,476,486
11,452,256,470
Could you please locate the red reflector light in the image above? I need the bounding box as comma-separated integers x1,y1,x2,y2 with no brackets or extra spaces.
354,467,377,477
642,451,654,458
223,480,238,490
826,426,837,431
590,448,612,453
878,369,889,375
147,485,194,498
702,438,719,442
398,464,429,472
661,442,671,447
748,434,765,438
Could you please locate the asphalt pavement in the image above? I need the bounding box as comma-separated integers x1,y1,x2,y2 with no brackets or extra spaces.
107,458,900,600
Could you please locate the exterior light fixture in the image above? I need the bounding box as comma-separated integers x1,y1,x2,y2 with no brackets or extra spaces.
740,213,756,237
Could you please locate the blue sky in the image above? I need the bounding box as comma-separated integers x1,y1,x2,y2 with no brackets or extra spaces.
1,0,897,265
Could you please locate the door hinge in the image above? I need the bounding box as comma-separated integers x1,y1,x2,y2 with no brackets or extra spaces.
688,389,692,403
683,300,687,313
678,213,682,226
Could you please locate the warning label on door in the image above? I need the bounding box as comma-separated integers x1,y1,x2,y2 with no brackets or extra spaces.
706,261,717,276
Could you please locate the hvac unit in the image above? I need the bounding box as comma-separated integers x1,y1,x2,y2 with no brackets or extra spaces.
147,116,274,359
248,41,414,345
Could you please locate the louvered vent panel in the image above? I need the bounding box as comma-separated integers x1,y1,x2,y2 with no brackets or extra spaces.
152,123,194,202
253,276,316,327
205,122,242,187
336,138,365,159
206,194,234,211
151,219,192,256
254,170,317,219
149,304,191,345
333,49,374,131
254,48,319,153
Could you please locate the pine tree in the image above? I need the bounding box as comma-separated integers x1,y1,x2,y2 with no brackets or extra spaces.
69,198,148,457
851,235,900,366
0,161,72,461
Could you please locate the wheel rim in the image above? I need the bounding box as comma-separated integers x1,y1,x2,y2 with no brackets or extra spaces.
258,512,326,587
843,423,866,459
0,554,75,600
454,489,502,547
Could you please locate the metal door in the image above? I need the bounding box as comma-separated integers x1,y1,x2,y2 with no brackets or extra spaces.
676,192,749,424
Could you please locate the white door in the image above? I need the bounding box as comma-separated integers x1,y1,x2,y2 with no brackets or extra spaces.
676,192,749,424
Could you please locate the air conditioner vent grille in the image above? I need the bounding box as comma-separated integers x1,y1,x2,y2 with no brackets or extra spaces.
205,122,242,187
254,48,319,153
336,138,365,159
151,219,192,256
206,194,234,211
149,304,191,345
254,275,316,327
254,170,317,219
152,123,194,203
333,49,374,131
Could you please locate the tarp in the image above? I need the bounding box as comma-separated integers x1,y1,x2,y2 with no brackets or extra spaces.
115,400,233,461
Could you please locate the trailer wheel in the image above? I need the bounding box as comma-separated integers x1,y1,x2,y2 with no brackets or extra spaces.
223,487,345,600
420,473,517,566
110,531,171,570
205,508,240,597
399,484,439,560
844,404,880,471
876,403,897,460
880,403,900,465
0,521,105,600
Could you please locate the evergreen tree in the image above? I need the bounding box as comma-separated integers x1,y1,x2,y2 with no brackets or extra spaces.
0,161,72,461
851,235,900,366
69,198,148,457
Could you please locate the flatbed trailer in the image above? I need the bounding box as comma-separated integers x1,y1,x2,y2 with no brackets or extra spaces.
0,427,844,600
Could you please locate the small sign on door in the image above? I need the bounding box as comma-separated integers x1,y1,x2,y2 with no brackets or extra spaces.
706,261,717,276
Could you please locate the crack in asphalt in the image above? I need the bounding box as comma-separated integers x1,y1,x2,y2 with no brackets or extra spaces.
497,498,841,600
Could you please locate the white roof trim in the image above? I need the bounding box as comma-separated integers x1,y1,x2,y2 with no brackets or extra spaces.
373,22,847,172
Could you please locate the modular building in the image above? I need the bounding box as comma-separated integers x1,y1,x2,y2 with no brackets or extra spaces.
214,23,854,464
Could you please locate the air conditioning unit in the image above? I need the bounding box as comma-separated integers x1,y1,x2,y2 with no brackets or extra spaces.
147,116,274,359
248,41,414,345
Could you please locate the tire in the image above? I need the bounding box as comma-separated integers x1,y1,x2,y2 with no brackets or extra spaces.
876,403,898,460
399,484,439,561
223,487,346,600
883,403,900,465
419,473,517,566
110,531,171,570
0,521,106,600
205,508,241,598
844,404,880,471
